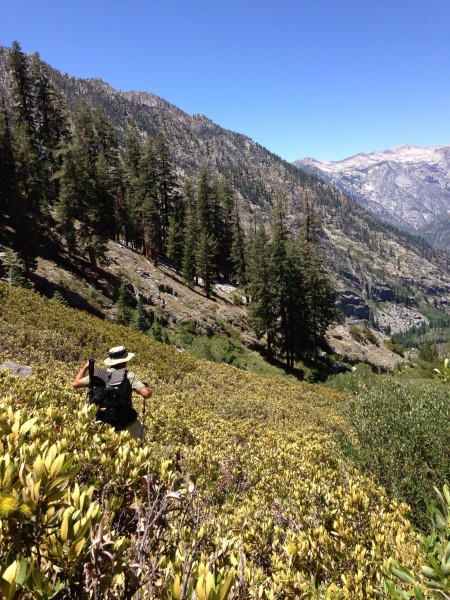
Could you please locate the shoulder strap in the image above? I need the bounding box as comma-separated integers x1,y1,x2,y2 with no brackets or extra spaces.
88,358,95,402
108,368,127,386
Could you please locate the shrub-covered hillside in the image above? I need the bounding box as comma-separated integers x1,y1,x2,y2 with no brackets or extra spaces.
0,282,424,598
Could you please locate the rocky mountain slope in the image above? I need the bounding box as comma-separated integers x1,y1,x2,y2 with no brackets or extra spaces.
1,45,450,369
294,145,450,246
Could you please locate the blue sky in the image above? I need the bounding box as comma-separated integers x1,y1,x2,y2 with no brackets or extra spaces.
1,0,449,162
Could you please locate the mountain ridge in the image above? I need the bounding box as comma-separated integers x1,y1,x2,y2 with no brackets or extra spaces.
1,44,450,357
294,144,450,240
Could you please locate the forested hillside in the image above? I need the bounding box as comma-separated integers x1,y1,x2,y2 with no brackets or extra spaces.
0,42,335,369
0,281,430,598
1,41,450,324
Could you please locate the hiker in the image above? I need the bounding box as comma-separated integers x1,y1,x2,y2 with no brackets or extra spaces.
73,345,151,442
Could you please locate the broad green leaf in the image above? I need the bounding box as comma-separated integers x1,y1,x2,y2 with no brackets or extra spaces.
2,561,19,584
391,565,416,585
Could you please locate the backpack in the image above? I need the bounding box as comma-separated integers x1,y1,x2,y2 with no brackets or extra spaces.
88,366,137,429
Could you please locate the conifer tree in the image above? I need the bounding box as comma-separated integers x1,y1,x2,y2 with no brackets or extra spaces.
7,43,43,268
230,200,246,286
8,42,35,136
0,99,17,215
196,167,214,234
269,192,290,361
115,280,134,325
55,142,78,256
216,173,234,279
133,296,150,331
139,140,161,266
0,248,32,288
154,132,177,251
195,167,218,289
299,193,335,359
195,229,217,299
122,125,143,249
282,237,308,368
246,224,276,354
166,216,185,273
182,177,197,287
30,53,70,206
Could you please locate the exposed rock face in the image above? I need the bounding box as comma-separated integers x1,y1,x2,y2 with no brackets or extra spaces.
335,291,370,320
370,285,395,303
374,304,429,335
294,145,450,245
326,325,403,372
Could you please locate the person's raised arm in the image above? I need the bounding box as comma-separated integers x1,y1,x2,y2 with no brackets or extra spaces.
73,361,90,389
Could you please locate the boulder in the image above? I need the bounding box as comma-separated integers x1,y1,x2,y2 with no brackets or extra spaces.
0,362,33,378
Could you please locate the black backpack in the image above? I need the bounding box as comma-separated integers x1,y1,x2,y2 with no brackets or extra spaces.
88,365,137,429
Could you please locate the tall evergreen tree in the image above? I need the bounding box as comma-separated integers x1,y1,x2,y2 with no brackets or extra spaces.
166,214,185,273
133,295,150,331
195,229,217,299
139,140,161,266
154,132,177,252
55,142,78,256
7,42,44,268
30,53,70,206
115,280,134,325
246,224,276,354
299,193,335,359
230,199,247,286
122,124,143,249
0,99,17,215
8,42,35,136
182,177,197,287
216,173,234,279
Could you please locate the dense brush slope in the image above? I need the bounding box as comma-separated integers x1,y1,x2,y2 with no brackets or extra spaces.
0,281,424,597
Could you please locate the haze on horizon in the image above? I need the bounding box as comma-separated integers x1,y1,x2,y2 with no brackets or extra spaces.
1,0,449,162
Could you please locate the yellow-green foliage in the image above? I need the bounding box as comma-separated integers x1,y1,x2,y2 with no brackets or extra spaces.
0,282,425,597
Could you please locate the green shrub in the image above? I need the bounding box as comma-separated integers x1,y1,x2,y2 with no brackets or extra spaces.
335,377,450,528
385,337,405,356
349,326,378,345
384,483,450,598
350,326,364,342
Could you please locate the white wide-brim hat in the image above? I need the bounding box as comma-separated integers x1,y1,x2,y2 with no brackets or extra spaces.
104,346,135,366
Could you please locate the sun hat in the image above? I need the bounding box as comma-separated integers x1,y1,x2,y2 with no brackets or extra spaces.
104,346,135,366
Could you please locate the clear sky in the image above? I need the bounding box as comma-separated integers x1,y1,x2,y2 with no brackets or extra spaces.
1,0,449,162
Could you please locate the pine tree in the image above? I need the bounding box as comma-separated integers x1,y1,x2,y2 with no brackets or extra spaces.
230,200,246,286
299,193,335,359
195,229,217,299
283,237,308,368
166,215,185,273
7,43,44,269
0,99,17,216
30,53,70,207
122,124,143,249
55,142,78,256
0,248,33,288
269,192,290,362
216,173,234,279
246,224,276,354
154,132,177,252
8,42,35,136
182,177,197,287
139,140,161,266
115,280,134,325
133,296,150,331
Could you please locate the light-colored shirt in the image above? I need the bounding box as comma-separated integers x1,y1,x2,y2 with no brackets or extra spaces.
80,369,146,393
